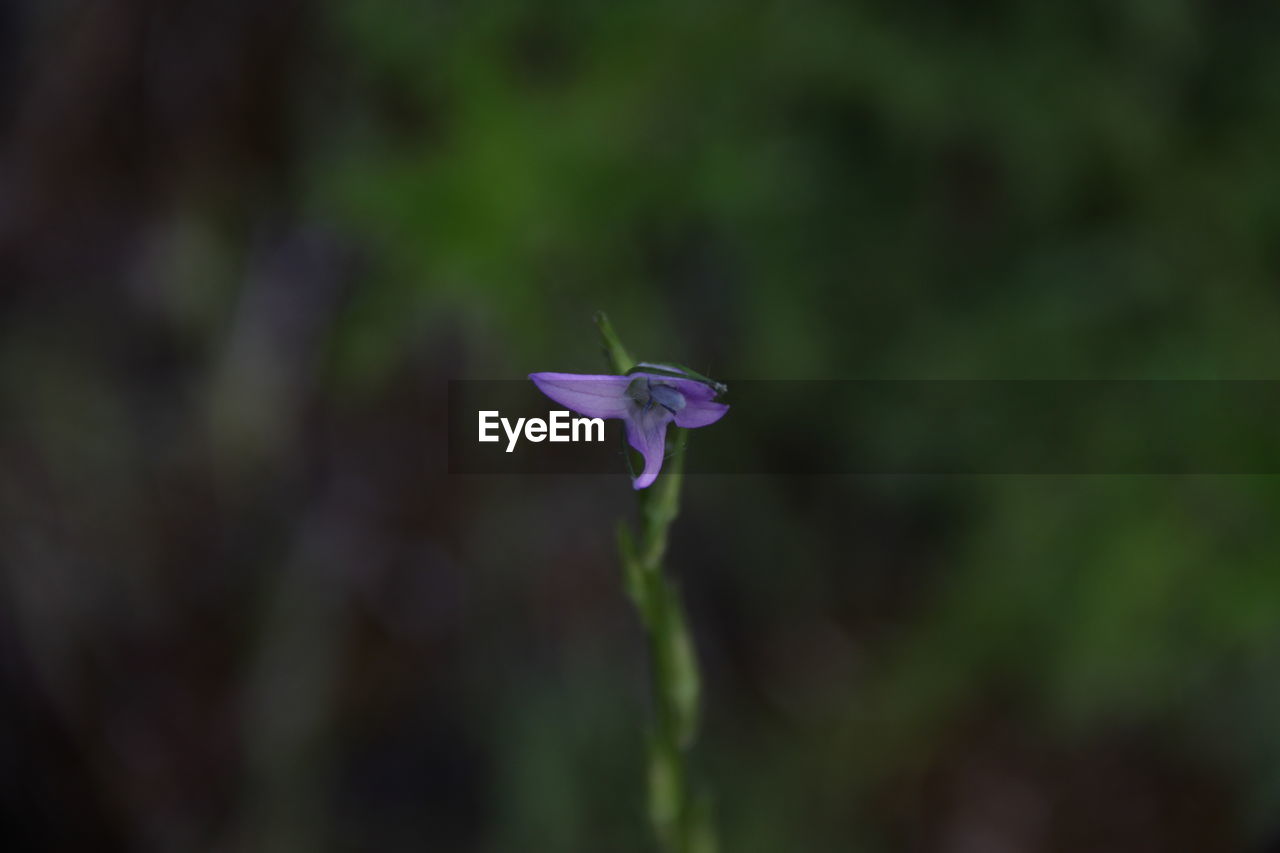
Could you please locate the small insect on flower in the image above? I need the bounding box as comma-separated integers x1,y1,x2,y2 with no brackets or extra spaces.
529,368,729,489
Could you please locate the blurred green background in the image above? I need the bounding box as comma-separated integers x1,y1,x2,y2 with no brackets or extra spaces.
3,0,1280,850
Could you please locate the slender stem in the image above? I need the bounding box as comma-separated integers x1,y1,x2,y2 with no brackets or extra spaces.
594,311,636,374
598,313,715,853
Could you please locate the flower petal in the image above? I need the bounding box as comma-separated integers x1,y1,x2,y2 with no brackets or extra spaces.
673,399,729,428
625,407,674,489
529,373,633,419
628,373,728,429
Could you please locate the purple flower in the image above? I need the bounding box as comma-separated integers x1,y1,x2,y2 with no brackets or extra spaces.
529,371,729,489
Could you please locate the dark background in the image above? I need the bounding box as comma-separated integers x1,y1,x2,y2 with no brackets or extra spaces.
3,1,1280,850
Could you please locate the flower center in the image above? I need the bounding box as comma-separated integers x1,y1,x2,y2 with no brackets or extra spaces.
627,377,686,415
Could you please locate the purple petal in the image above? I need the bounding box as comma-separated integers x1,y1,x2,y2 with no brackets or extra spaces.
627,373,728,429
673,399,729,429
625,408,674,489
529,373,632,419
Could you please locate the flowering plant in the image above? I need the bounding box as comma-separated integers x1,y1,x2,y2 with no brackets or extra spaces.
530,314,722,852
529,368,728,489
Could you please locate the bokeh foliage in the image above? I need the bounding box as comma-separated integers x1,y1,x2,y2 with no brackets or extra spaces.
3,0,1280,850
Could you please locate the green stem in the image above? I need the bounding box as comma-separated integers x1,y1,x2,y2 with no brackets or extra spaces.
600,313,715,853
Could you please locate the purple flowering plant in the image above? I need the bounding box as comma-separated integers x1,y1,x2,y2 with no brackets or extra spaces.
529,313,721,853
528,366,729,489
